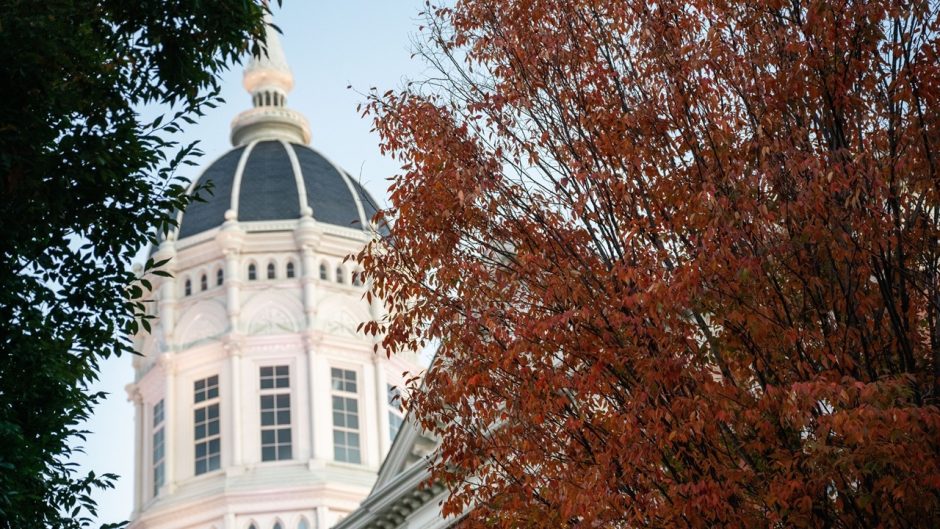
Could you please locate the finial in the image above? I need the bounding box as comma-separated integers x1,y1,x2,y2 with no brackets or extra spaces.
243,14,293,106
230,14,311,147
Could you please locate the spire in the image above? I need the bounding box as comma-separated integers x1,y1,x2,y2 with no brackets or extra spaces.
230,15,311,146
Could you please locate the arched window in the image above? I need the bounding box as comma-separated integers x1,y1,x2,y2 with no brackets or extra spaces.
319,263,328,281
352,271,362,286
286,261,295,279
248,264,257,281
335,267,345,284
216,268,224,286
248,524,258,529
184,279,192,296
267,262,276,280
264,92,271,106
273,523,283,529
200,274,208,291
297,519,310,529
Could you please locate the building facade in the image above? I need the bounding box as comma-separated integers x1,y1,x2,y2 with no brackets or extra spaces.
126,21,420,529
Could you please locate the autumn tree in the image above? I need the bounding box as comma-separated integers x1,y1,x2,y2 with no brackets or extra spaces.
0,1,271,527
360,0,940,527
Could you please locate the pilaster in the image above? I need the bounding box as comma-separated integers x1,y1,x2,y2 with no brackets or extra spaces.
157,352,177,494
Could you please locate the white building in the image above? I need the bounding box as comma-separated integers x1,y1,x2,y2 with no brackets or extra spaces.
125,21,422,529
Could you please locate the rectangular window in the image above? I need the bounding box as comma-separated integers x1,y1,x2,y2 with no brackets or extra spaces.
387,384,404,442
152,399,165,496
331,368,361,464
260,365,292,461
193,375,220,475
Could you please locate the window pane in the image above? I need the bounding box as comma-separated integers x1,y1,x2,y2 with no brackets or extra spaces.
261,430,275,444
153,400,165,426
262,446,276,461
277,428,291,443
261,411,274,426
389,412,403,441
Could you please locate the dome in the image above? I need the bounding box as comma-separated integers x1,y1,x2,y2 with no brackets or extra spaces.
177,140,380,239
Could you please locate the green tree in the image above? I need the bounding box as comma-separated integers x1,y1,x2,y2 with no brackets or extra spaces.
0,1,272,527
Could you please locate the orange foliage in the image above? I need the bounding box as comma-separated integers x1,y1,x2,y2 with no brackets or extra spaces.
360,0,940,527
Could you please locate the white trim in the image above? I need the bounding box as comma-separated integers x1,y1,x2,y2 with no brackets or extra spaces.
230,141,260,217
339,170,368,231
170,147,242,240
280,141,310,214
306,146,368,230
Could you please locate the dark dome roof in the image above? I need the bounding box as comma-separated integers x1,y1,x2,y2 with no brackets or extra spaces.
178,140,381,239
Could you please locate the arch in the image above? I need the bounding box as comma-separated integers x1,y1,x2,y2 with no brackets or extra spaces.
246,521,259,529
296,517,311,529
176,300,228,345
200,273,208,291
335,266,345,284
216,267,224,286
184,278,192,297
272,519,285,529
267,261,276,280
316,298,370,337
286,261,296,279
319,262,329,281
241,291,304,336
247,263,257,281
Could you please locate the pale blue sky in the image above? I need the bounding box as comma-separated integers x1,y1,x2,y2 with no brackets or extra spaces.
76,2,427,525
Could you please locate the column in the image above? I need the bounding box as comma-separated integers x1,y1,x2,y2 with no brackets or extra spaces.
159,352,177,493
299,243,319,461
306,334,319,462
373,355,391,457
300,245,316,330
127,385,144,513
224,248,241,332
154,238,177,342
226,338,244,469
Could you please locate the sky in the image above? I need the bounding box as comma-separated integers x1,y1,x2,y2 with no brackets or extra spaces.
75,2,428,525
